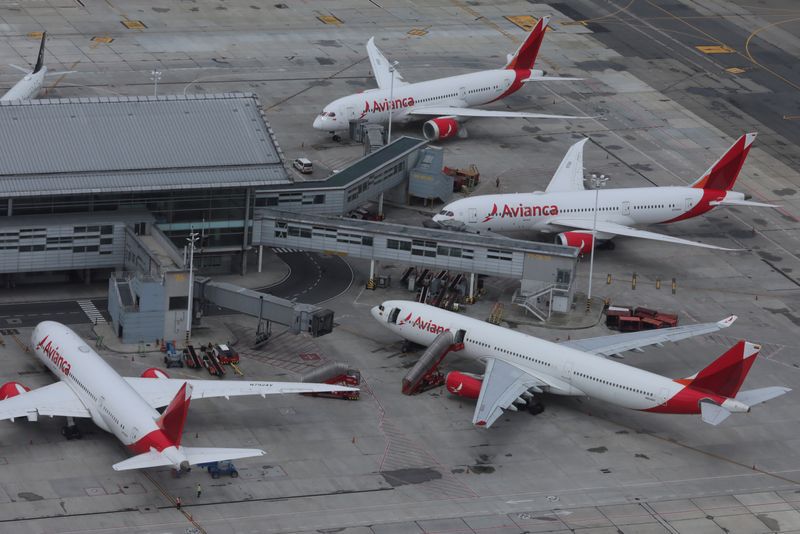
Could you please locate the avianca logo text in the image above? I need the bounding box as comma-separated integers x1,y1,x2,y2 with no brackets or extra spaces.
483,202,559,223
35,336,71,376
360,97,416,118
400,314,449,334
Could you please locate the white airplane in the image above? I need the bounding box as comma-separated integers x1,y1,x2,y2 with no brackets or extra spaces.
2,32,56,101
0,321,357,471
433,133,777,251
372,301,790,428
313,16,588,141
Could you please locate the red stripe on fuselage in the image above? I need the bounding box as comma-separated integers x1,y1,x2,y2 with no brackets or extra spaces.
490,68,530,103
128,429,174,454
661,189,724,224
643,384,727,415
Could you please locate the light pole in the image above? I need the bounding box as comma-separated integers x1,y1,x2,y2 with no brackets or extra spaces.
586,173,608,309
185,228,199,344
387,60,399,143
150,68,161,97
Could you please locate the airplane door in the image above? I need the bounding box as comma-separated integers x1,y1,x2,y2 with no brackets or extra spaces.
685,197,694,211
388,308,401,324
657,387,669,406
346,106,356,121
459,86,466,102
621,201,630,216
468,208,477,223
561,362,574,383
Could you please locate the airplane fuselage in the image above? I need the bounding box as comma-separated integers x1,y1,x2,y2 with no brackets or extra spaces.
31,322,178,455
314,68,534,131
1,67,46,101
371,301,745,415
435,186,746,236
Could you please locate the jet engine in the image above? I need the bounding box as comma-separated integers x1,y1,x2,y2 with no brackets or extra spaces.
422,117,460,141
0,381,30,400
141,368,170,379
445,371,482,400
556,231,595,255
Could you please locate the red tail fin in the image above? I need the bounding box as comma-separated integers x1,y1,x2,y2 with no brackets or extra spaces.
686,341,759,397
691,133,756,190
505,16,550,70
157,382,192,446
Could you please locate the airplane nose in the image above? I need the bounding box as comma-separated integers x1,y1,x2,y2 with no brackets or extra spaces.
313,116,323,129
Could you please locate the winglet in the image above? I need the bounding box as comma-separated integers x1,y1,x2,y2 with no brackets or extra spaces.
33,32,46,74
716,315,737,328
505,16,550,70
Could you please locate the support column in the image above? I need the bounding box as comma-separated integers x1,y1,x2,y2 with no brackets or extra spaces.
468,272,475,303
367,259,376,290
241,188,252,275
378,192,384,220
258,245,263,273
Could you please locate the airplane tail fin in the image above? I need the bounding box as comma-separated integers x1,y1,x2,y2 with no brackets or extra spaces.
112,446,265,471
156,382,192,446
684,340,759,398
505,16,549,70
690,133,756,191
33,32,46,74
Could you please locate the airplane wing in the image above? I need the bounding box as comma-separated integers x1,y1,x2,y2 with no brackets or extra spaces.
408,106,590,120
124,378,358,409
0,382,90,422
562,316,737,357
547,218,740,251
545,138,587,193
366,37,407,90
473,358,548,428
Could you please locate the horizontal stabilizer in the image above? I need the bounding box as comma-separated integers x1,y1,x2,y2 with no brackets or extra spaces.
700,401,731,426
112,450,174,471
709,198,778,208
735,386,791,407
182,446,266,465
112,446,265,471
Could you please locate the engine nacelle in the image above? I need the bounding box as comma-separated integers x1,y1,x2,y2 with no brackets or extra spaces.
422,117,460,141
141,368,170,379
445,371,482,400
557,231,595,255
0,381,30,400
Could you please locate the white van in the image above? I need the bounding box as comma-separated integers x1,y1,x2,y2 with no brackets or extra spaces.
293,157,313,174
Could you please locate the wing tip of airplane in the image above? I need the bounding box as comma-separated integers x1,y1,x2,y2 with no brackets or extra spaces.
717,315,737,328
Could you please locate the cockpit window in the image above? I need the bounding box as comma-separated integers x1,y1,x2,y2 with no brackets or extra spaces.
438,210,454,217
328,112,336,117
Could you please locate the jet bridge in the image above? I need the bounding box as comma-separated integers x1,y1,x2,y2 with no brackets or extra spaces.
194,278,334,338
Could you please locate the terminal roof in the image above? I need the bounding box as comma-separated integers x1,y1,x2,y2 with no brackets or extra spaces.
0,93,291,197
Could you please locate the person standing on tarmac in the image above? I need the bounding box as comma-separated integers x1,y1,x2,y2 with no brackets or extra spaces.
196,483,202,499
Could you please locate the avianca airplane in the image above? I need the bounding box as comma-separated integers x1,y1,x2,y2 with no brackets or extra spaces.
1,32,71,101
0,321,356,471
313,16,588,142
372,301,790,427
433,133,777,251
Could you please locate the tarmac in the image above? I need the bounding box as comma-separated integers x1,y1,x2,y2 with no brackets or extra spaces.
1,0,800,533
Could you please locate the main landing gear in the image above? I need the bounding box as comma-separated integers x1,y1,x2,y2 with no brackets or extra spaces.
526,395,545,416
332,134,342,142
61,417,82,440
